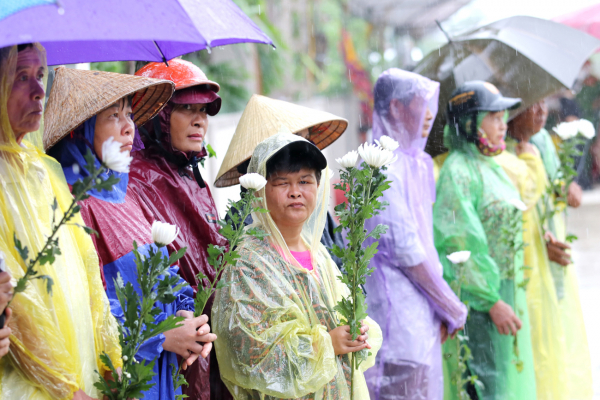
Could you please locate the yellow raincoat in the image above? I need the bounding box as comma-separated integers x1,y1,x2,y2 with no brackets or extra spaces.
212,132,382,399
0,44,121,399
495,136,593,400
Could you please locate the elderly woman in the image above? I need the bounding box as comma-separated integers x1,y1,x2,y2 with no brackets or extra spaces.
0,44,121,399
212,131,382,399
131,59,228,400
434,81,537,400
364,69,467,400
45,67,217,400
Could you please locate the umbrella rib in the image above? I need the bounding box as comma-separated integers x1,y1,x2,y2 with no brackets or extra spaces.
153,41,169,67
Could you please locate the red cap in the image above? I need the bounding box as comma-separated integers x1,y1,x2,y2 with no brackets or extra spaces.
171,86,221,116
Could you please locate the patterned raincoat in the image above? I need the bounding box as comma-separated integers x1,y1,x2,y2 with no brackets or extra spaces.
212,133,382,399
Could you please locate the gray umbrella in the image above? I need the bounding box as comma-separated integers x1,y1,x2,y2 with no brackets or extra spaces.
414,16,600,156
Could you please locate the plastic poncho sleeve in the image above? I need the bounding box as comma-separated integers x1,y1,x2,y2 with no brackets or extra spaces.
214,255,338,399
434,156,501,312
379,170,467,331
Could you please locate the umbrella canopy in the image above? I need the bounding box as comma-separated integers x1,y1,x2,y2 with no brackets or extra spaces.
555,4,600,39
0,0,273,65
414,16,600,156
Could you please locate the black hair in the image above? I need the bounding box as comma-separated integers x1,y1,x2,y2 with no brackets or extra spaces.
236,159,250,175
266,143,323,183
17,43,33,52
559,97,582,121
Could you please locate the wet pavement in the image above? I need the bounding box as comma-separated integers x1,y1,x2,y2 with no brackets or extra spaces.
568,187,600,398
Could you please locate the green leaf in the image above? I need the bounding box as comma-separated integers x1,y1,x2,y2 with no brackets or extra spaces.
194,287,211,317
206,143,217,158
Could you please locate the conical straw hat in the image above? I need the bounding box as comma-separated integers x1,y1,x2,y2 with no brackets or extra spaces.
214,94,348,187
43,66,175,151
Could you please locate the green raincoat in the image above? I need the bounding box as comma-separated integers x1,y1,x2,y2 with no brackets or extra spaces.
434,120,536,400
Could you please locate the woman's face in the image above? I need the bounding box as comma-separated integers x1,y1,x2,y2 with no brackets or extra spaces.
265,168,319,231
480,111,507,146
389,96,426,137
422,107,434,138
8,47,45,143
93,98,135,160
169,103,208,153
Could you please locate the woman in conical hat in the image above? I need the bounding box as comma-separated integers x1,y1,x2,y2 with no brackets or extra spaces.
45,67,216,400
212,131,382,400
130,59,229,400
215,94,348,270
0,44,121,400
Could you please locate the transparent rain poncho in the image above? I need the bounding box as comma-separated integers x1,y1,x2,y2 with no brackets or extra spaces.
0,44,121,399
434,114,536,400
212,132,382,399
363,68,467,400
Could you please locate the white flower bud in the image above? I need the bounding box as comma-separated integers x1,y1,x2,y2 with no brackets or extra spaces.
375,135,399,152
239,173,267,191
358,143,397,168
336,150,359,169
446,251,471,264
151,220,179,247
123,355,128,362
101,137,133,173
509,198,527,211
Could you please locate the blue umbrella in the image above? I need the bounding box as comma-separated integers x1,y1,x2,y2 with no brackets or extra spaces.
0,0,273,65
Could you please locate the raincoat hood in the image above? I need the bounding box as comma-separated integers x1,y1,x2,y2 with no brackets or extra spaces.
372,68,440,156
247,130,330,269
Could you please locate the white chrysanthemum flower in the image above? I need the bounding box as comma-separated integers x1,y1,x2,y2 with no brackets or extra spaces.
358,143,397,168
151,221,179,247
509,198,527,211
239,173,267,191
553,121,579,140
577,119,596,139
375,135,399,152
101,137,133,173
446,251,471,264
336,150,359,169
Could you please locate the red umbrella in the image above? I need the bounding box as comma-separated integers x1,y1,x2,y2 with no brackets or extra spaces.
555,4,600,39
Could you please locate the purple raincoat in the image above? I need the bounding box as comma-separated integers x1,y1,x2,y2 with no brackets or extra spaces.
364,69,467,400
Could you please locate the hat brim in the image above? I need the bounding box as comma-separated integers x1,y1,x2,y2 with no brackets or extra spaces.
170,88,222,116
485,96,522,112
269,140,327,172
44,67,174,151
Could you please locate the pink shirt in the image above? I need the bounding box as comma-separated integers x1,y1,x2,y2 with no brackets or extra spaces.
290,250,313,271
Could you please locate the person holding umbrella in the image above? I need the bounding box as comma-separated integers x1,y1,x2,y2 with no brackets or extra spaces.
45,67,217,400
434,81,537,400
130,59,229,400
363,69,467,400
0,44,122,400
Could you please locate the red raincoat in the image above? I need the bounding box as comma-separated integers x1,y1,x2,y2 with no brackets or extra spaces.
128,115,229,399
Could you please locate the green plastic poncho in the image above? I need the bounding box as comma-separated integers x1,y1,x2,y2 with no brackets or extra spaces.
434,117,536,400
212,132,382,399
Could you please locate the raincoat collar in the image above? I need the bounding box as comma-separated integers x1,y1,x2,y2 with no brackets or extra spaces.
49,116,129,203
